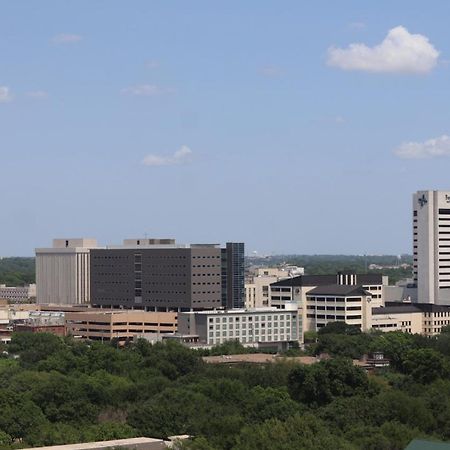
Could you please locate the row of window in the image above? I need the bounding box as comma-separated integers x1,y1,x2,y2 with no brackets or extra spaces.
208,315,294,322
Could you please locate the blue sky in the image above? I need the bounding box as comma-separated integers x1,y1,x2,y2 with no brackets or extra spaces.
2,1,450,256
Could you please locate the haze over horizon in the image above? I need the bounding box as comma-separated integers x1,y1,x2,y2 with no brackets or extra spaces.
2,1,450,256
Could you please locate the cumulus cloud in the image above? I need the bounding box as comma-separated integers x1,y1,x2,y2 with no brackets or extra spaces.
394,135,450,159
0,86,12,102
142,145,193,167
121,84,174,96
327,26,439,73
146,60,160,69
349,22,366,30
52,33,83,44
26,90,48,99
260,65,283,77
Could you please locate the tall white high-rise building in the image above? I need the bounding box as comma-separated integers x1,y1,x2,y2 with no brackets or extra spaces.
413,190,450,305
36,238,99,305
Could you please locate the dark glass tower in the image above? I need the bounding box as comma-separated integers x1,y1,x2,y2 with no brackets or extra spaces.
221,242,245,309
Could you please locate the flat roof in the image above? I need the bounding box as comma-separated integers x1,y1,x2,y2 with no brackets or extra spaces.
373,305,422,315
307,284,370,296
21,437,166,450
270,273,384,288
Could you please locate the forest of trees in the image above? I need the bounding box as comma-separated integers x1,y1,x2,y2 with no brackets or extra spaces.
0,258,35,286
0,326,449,450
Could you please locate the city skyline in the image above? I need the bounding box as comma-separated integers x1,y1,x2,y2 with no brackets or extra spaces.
2,1,450,255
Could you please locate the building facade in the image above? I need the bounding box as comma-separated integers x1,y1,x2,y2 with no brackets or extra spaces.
178,303,300,348
0,284,36,303
305,285,373,332
36,239,99,305
65,310,178,343
90,240,244,311
270,273,387,332
91,243,222,311
413,190,450,305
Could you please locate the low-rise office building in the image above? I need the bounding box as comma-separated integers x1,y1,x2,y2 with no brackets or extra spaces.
65,310,178,343
0,284,36,303
305,284,373,332
245,266,304,309
372,304,423,334
270,272,387,332
372,302,450,336
178,303,301,349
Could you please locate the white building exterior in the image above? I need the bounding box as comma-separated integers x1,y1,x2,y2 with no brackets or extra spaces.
178,303,301,347
36,239,99,305
413,190,450,305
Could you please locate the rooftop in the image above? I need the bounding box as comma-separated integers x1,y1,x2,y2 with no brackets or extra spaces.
307,284,371,297
21,437,166,450
270,273,384,288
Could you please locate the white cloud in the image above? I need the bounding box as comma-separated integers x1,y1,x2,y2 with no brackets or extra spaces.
52,34,83,44
327,26,439,73
146,60,160,69
0,86,12,102
121,84,174,96
394,135,450,159
142,145,193,167
26,90,48,99
349,22,366,30
260,65,283,77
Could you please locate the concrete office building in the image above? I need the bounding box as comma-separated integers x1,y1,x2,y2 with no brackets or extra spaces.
65,310,178,343
36,239,99,305
90,240,244,311
413,190,450,305
178,302,300,348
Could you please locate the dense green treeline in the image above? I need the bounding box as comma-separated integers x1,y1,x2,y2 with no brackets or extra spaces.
248,254,413,285
0,328,450,449
0,258,35,286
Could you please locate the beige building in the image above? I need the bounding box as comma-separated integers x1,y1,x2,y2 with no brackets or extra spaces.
245,266,304,309
65,310,178,343
270,273,387,333
36,238,99,305
305,285,373,332
372,305,423,334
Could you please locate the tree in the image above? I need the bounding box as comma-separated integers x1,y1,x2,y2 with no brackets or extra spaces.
318,321,361,336
234,414,353,450
403,348,447,383
288,358,368,406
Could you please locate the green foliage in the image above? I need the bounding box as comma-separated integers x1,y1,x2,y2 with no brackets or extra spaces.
0,257,35,286
318,321,361,335
0,329,450,449
234,414,353,450
403,348,447,383
288,358,368,406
